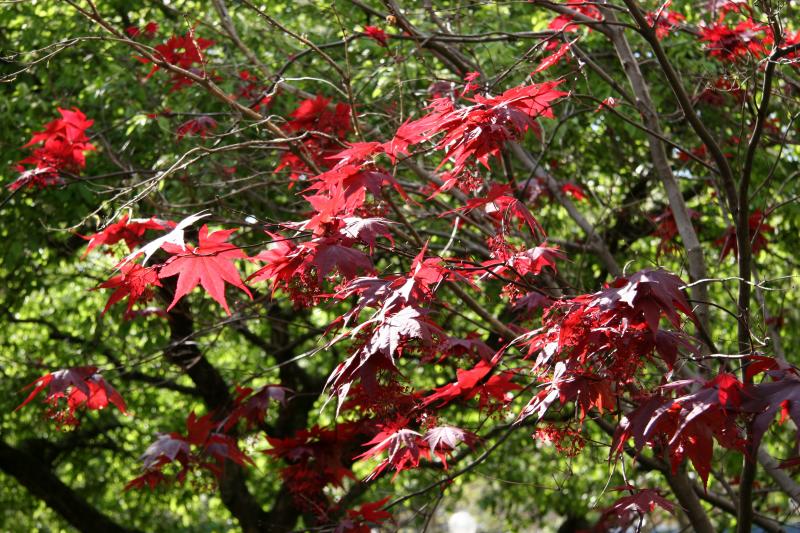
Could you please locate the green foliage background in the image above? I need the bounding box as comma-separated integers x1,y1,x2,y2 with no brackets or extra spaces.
1,0,798,531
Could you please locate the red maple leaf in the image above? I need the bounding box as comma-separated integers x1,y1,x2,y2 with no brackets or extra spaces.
521,367,615,423
363,26,388,47
136,31,215,91
249,229,376,306
158,225,252,314
612,375,746,486
339,497,392,532
446,183,544,237
424,359,521,411
223,384,290,431
532,42,571,74
715,209,773,261
593,487,675,531
546,1,602,39
266,422,364,511
354,423,427,480
646,1,685,40
126,22,158,39
24,107,94,147
139,433,191,471
16,366,127,426
385,82,565,181
11,107,95,191
422,425,478,468
482,244,565,280
590,268,695,331
742,368,800,449
176,116,217,139
699,18,772,62
82,214,166,257
285,94,352,138
129,410,254,490
650,207,700,257
97,263,162,317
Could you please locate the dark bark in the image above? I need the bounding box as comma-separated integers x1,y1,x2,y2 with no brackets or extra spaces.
236,305,327,530
163,294,270,533
0,439,140,533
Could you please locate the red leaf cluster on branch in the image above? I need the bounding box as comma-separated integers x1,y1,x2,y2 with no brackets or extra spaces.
126,411,254,490
388,82,566,192
136,30,215,92
11,108,95,191
16,366,126,428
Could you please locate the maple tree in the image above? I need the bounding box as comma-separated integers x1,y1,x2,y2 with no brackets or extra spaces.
2,1,800,532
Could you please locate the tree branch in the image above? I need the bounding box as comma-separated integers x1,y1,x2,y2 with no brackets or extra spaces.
0,439,141,533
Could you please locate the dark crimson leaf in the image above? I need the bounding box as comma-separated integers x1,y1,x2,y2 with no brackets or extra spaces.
593,487,675,532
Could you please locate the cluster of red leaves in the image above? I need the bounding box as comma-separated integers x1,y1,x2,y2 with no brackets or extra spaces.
744,365,800,449
780,31,800,68
646,1,685,40
176,115,217,140
699,17,772,62
532,42,572,74
90,216,253,318
446,183,545,236
362,26,388,47
136,31,215,91
11,108,94,191
125,22,158,39
128,385,285,490
336,497,392,532
715,209,774,261
81,214,166,257
387,82,565,190
15,366,126,428
248,218,391,307
16,7,800,527
265,420,399,528
518,269,697,423
81,215,169,318
126,411,253,490
355,420,477,479
276,95,353,181
650,207,700,257
613,373,746,486
461,71,482,96
323,245,468,408
223,385,289,431
483,237,563,281
237,70,272,111
589,487,675,532
97,263,163,318
534,423,585,457
547,0,603,36
250,142,404,307
423,359,522,412
266,422,365,513
244,84,560,489
613,360,800,487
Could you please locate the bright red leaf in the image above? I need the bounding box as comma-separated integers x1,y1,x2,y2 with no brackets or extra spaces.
82,215,166,257
158,225,252,314
16,366,127,427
